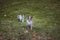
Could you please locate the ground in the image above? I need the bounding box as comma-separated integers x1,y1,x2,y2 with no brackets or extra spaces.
0,0,60,40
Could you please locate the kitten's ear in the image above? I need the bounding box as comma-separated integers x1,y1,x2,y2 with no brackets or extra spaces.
31,16,33,18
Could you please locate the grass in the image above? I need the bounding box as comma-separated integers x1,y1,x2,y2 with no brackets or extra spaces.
0,0,60,40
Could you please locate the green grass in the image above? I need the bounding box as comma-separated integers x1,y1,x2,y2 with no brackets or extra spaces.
0,0,60,40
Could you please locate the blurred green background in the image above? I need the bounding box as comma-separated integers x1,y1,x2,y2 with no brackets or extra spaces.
0,0,60,40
